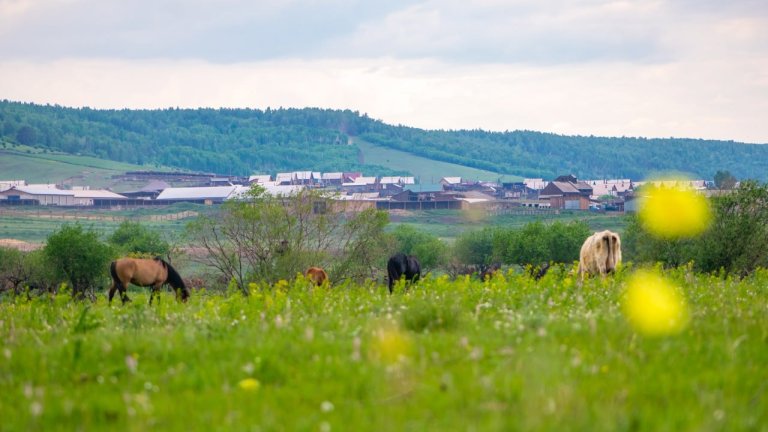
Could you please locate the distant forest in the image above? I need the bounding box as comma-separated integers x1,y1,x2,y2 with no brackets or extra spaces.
1,100,766,181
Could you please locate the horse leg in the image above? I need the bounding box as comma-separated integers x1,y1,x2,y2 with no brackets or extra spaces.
108,281,117,305
119,279,131,304
149,283,162,305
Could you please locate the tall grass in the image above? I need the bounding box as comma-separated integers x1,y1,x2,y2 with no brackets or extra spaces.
0,267,765,430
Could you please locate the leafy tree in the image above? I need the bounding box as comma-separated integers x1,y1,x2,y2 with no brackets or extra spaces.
693,180,768,275
714,170,737,190
44,224,113,300
453,227,496,266
187,187,391,294
108,220,170,257
389,224,449,271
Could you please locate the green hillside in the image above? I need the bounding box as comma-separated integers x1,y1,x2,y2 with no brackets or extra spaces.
2,100,767,181
0,143,147,187
355,139,521,183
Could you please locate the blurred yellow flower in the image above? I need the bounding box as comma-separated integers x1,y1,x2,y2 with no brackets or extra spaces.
238,378,261,391
369,324,412,365
639,182,711,238
622,270,690,336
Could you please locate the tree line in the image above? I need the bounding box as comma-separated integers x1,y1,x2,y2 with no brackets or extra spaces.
2,100,767,180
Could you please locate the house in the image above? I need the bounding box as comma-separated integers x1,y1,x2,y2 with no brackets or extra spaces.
275,173,294,185
229,184,305,199
440,177,462,188
540,177,593,210
321,172,344,186
524,178,549,191
341,176,378,193
586,179,634,199
248,174,272,184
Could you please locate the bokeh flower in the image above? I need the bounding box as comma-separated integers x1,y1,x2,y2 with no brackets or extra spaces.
622,270,690,336
368,323,412,365
638,180,712,238
238,378,261,391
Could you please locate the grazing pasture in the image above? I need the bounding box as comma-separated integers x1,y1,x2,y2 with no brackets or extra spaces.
1,267,766,430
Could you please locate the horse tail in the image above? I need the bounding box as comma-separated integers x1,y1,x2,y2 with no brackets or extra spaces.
160,259,189,301
110,261,121,290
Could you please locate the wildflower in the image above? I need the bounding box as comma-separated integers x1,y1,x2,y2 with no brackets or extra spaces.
238,378,261,391
639,181,712,238
369,324,412,365
622,270,690,336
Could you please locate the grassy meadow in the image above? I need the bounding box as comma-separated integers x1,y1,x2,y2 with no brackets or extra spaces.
1,266,766,431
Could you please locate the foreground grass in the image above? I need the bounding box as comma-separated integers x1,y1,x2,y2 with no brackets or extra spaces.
1,267,766,431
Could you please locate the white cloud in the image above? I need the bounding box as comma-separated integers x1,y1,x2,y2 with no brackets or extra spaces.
1,56,766,143
0,0,766,142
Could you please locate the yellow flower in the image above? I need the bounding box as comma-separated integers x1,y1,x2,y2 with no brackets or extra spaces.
639,181,711,238
238,378,261,391
369,324,412,365
622,270,690,336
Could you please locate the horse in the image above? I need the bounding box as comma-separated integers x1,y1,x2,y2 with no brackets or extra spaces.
387,253,421,294
578,230,622,281
109,257,189,305
305,267,329,287
529,262,551,280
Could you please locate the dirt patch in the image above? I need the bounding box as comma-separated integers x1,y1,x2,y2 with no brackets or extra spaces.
0,238,42,252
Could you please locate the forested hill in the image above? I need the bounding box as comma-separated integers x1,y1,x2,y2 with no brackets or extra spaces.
2,100,766,181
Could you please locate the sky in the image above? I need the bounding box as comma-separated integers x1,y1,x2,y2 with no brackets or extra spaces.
1,0,766,143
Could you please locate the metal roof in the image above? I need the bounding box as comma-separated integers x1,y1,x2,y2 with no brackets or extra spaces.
156,186,237,200
73,190,128,199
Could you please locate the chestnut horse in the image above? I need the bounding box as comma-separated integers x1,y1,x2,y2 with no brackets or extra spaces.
109,257,189,305
305,267,329,287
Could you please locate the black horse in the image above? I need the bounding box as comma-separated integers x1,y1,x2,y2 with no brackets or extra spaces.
387,253,421,294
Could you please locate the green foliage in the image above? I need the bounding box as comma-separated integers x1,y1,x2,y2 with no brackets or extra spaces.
454,220,591,267
2,100,767,180
0,268,766,430
389,224,449,270
714,170,737,189
624,181,768,276
43,224,113,300
108,220,170,257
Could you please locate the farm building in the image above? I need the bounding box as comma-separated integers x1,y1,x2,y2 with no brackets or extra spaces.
0,185,127,206
248,174,272,184
156,186,238,204
540,180,592,210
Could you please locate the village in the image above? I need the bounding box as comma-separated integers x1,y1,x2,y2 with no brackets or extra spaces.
0,170,712,213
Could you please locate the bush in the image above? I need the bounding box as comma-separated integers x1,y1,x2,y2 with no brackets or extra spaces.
108,220,170,257
389,224,449,270
623,180,768,276
44,224,113,300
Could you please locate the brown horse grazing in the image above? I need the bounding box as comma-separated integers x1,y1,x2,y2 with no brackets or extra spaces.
109,257,189,305
305,267,329,287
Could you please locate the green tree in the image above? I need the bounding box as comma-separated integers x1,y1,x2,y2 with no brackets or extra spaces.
714,170,737,190
390,224,449,271
187,187,392,294
44,224,113,300
108,220,170,256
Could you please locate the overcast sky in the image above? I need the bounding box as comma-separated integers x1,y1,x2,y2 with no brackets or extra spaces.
1,0,766,143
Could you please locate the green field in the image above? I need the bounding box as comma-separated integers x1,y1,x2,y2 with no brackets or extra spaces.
356,139,522,183
0,203,209,243
388,210,628,240
1,267,765,430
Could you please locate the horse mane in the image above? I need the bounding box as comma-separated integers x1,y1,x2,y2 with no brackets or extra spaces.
157,258,187,292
